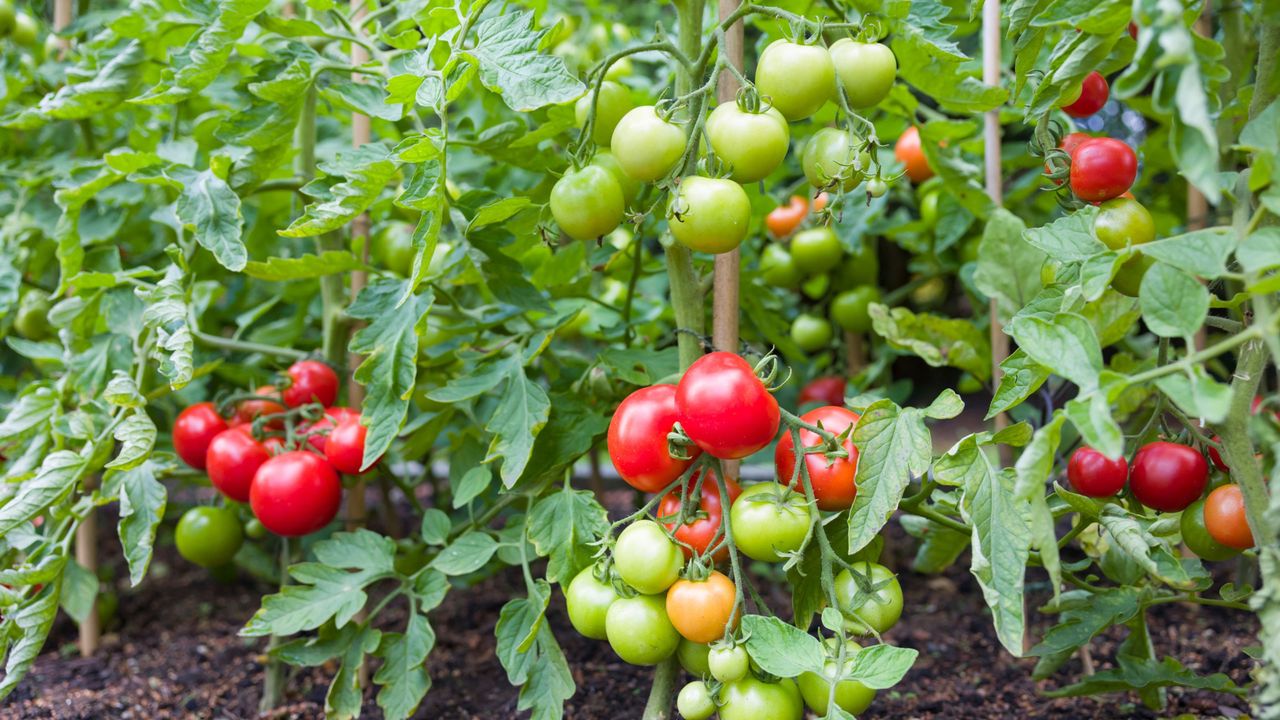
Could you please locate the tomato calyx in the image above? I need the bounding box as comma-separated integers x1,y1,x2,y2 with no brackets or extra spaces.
667,422,699,461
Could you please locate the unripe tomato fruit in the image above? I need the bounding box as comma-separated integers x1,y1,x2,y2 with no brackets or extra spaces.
666,571,737,643
0,1,14,35
790,314,833,352
677,681,716,720
590,150,641,206
669,177,751,254
790,226,842,274
709,643,750,682
1070,138,1137,203
1179,496,1240,561
834,562,903,634
866,178,888,197
754,40,835,121
895,126,934,183
575,80,633,146
797,640,876,716
283,360,339,408
803,127,868,191
657,472,741,560
675,352,780,460
550,165,625,241
706,103,790,182
775,405,861,511
759,244,803,288
614,519,683,594
611,105,687,182
1062,71,1109,118
605,593,680,665
175,506,244,568
11,10,35,47
830,286,881,333
13,287,52,340
1130,441,1208,512
1066,446,1128,498
206,426,272,503
249,451,343,537
766,196,809,238
799,376,846,407
1204,484,1253,549
729,483,812,562
326,415,376,474
174,402,229,470
677,638,711,676
836,246,879,287
1093,197,1155,296
829,39,896,109
720,676,804,720
564,565,618,640
608,384,701,493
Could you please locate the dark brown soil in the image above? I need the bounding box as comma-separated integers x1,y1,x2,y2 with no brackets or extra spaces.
4,498,1258,720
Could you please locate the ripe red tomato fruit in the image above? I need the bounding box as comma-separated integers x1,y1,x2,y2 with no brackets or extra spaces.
657,472,741,561
675,352,781,460
1208,436,1229,472
301,406,360,453
1069,138,1137,203
174,402,229,470
1061,132,1094,158
1203,484,1253,549
666,571,737,644
326,415,378,475
766,196,808,238
1066,446,1128,498
234,385,285,427
282,360,339,408
775,406,860,511
894,126,933,183
206,426,272,502
249,451,343,537
1130,441,1208,512
1062,71,1109,118
1128,22,1138,40
608,385,702,493
798,376,846,407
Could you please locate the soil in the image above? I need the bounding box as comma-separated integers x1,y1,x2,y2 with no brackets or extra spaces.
4,493,1259,720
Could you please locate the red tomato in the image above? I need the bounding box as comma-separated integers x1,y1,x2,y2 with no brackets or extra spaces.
282,360,339,408
1066,446,1128,498
249,451,343,537
894,127,933,183
608,385,702,493
766,196,808,238
798,376,846,408
206,426,272,503
774,406,860,511
1130,441,1208,512
1070,138,1137,203
174,402,229,470
675,353,781,460
233,385,285,427
657,472,742,561
263,436,286,455
1046,132,1094,185
325,415,378,475
301,406,360,453
1062,71,1109,118
1128,22,1138,40
1208,435,1229,472
1203,484,1253,549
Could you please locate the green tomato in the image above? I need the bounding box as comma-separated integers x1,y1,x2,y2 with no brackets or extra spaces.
1094,198,1155,297
611,105,687,182
677,681,716,720
706,103,790,183
1112,254,1155,297
565,565,619,639
591,150,641,206
919,189,939,227
960,236,981,265
614,519,683,594
800,273,830,300
803,127,868,192
720,676,804,720
13,287,52,340
244,518,267,540
669,176,751,254
605,594,681,665
550,166,625,241
956,373,984,395
834,562,904,635
790,227,842,275
1039,259,1060,286
677,638,711,676
754,40,835,121
11,11,35,47
575,80,634,146
909,276,948,308
708,644,750,683
866,178,889,198
729,483,812,562
829,39,896,109
835,244,879,287
175,506,244,569
759,244,803,289
797,640,876,716
790,313,833,352
1181,496,1241,562
830,286,881,333
0,0,14,36
371,223,415,276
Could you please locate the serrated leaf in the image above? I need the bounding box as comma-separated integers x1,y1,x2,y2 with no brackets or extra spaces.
431,531,498,575
495,581,575,719
869,304,991,381
176,169,246,271
36,41,146,120
280,144,400,238
462,11,584,111
106,412,156,470
847,399,931,554
1013,413,1066,597
1023,207,1105,261
1139,262,1208,339
133,0,272,105
1139,227,1232,279
0,586,59,700
527,488,608,584
116,463,167,586
741,615,826,678
242,251,364,281
987,350,1050,420
1008,312,1102,392
975,209,1044,320
1154,367,1232,423
374,614,435,720
0,450,88,535
485,357,551,486
0,386,58,442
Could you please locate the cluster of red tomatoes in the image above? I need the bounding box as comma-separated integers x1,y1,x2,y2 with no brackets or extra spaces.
562,353,903,719
551,36,900,258
169,360,378,568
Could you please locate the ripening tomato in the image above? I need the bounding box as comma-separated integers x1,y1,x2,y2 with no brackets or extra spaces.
326,415,377,474
829,39,895,108
790,314,834,352
834,562,903,634
666,571,737,643
803,127,868,191
1130,441,1208,512
174,402,229,470
1062,71,1109,118
1180,496,1240,561
611,106,687,182
766,196,809,238
550,165,625,241
283,360,339,408
799,376,846,407
677,681,716,720
564,565,619,639
719,676,804,720
754,40,835,121
894,126,933,183
830,286,881,333
234,385,285,427
1204,484,1253,549
669,176,752,254
657,472,741,560
775,405,860,511
759,244,804,288
709,643,750,682
175,506,244,568
608,385,700,493
1066,446,1128,498
249,451,343,537
614,519,683,594
675,352,780,460
605,593,681,665
706,103,790,182
575,80,634,146
811,192,830,212
1070,138,1137,203
729,482,812,562
206,426,272,503
1128,22,1139,39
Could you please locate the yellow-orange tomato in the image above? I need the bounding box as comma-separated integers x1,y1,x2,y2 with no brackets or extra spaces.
766,196,808,238
1204,484,1253,549
811,192,830,213
894,127,934,183
666,571,737,643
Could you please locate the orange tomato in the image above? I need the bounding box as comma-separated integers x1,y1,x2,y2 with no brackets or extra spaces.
665,571,737,643
894,126,933,183
811,192,830,213
234,385,286,427
765,196,808,238
1204,484,1253,549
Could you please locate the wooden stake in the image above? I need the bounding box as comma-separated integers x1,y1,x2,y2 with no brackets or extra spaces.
982,0,1008,444
844,331,865,378
714,0,744,481
346,0,370,534
1189,6,1212,352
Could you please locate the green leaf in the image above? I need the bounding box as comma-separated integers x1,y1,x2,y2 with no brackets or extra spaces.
1237,227,1280,274
326,626,381,719
469,197,534,232
1064,392,1123,460
741,615,826,678
0,585,59,700
891,3,1007,112
133,0,273,105
527,488,609,584
420,509,450,545
1044,654,1239,698
597,347,681,387
1154,367,1232,423
846,399,932,555
1139,262,1208,339
280,144,400,238
495,581,575,719
485,355,551,486
58,560,99,624
374,614,435,720
1013,413,1065,598
322,79,404,122
115,463,167,587
846,644,919,689
138,266,193,390
902,515,969,574
431,531,498,576
0,386,58,442
462,11,585,111
452,466,493,508
105,411,156,470
242,251,365,281
1007,312,1102,392
1138,227,1232,279
36,41,147,120
986,350,1050,420
176,169,246,271
1030,587,1142,679
1024,206,1105,261
868,304,991,381
974,209,1044,320
0,450,88,535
